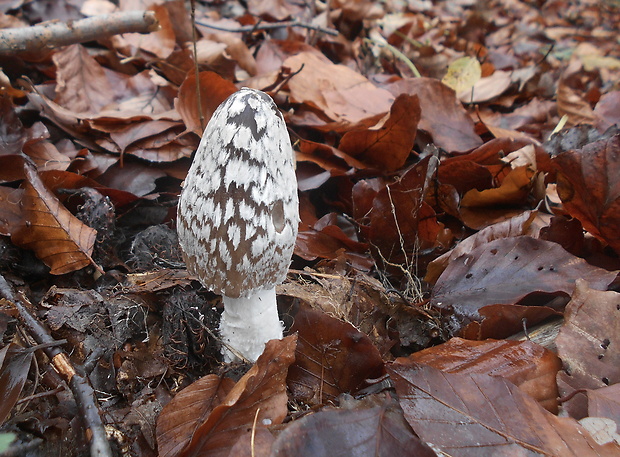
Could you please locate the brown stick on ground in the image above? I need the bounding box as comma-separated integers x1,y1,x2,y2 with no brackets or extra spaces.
0,274,113,457
0,11,159,55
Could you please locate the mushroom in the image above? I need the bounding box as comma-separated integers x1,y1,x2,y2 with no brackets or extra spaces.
177,88,299,362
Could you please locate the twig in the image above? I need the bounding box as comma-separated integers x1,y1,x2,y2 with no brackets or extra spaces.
0,11,159,55
196,19,339,36
190,0,204,131
0,274,113,457
363,37,421,78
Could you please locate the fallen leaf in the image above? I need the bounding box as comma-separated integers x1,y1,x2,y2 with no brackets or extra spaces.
175,71,238,135
553,134,620,254
0,344,33,425
461,165,535,208
425,210,537,284
388,363,618,457
442,56,481,94
156,375,235,457
431,236,617,338
401,337,562,412
556,280,620,419
284,52,394,125
179,335,296,457
387,77,482,152
53,44,116,114
11,161,98,274
270,396,436,457
588,384,620,428
557,75,597,127
287,307,384,406
339,94,420,171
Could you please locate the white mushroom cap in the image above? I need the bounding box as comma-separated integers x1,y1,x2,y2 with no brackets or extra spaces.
177,88,299,298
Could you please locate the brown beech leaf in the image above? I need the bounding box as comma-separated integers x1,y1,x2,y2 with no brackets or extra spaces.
436,159,493,194
269,396,436,457
553,134,620,254
431,236,617,338
557,76,597,127
460,166,534,208
588,384,620,426
156,375,235,457
425,210,537,284
287,307,384,406
11,162,98,274
388,363,618,457
368,157,441,265
0,344,34,425
179,335,296,457
556,280,620,419
0,186,23,236
387,77,482,153
175,71,238,135
226,427,275,457
295,212,372,271
22,140,71,172
339,94,420,172
283,52,394,125
111,4,176,59
401,337,562,412
53,44,115,114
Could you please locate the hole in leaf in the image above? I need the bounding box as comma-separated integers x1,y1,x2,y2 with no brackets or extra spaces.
602,377,609,385
598,354,604,360
514,256,519,260
490,249,498,254
601,339,610,349
537,266,544,271
465,273,473,279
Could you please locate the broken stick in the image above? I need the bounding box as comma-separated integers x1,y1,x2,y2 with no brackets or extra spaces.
0,11,159,55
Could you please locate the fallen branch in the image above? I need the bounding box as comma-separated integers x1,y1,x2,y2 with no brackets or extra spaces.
0,11,159,55
196,18,339,36
0,274,113,457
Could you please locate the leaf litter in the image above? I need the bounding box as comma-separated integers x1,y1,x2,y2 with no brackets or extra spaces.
0,0,618,456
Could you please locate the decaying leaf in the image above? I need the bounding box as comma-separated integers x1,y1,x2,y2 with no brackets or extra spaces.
270,395,436,457
553,134,620,254
442,56,482,95
339,94,420,171
425,210,538,284
401,337,562,412
175,71,238,135
0,344,34,425
556,280,620,419
11,161,99,274
287,307,384,406
177,335,296,457
431,236,617,338
388,363,618,457
156,375,235,457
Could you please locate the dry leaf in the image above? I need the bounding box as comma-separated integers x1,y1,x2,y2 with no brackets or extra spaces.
553,134,620,254
401,337,562,412
388,362,618,456
287,307,384,406
431,236,617,338
12,162,98,274
339,94,420,171
178,335,296,457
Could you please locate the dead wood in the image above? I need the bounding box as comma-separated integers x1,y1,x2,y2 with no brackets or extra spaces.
0,11,159,55
0,274,113,457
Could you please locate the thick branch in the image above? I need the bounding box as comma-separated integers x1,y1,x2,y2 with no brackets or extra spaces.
0,274,113,457
0,11,159,55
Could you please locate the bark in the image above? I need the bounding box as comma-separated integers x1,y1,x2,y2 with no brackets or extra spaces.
0,11,159,55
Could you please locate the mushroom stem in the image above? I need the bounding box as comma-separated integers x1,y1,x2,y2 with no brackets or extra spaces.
219,287,283,362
